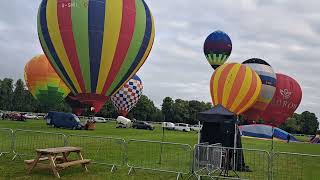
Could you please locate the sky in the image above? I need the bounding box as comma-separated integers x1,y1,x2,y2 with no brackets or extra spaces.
0,0,320,121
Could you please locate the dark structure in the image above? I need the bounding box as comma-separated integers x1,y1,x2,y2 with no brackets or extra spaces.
197,105,248,171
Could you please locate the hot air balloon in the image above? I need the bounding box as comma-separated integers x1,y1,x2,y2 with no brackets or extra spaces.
65,93,86,116
203,30,232,69
111,75,143,117
37,0,155,113
210,63,262,115
241,58,277,121
24,54,70,107
261,73,302,127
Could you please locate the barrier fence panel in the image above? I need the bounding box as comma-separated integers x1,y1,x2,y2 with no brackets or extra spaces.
127,139,193,179
0,128,13,157
233,147,270,180
194,145,270,180
193,143,224,178
272,152,320,180
12,129,66,160
65,134,126,172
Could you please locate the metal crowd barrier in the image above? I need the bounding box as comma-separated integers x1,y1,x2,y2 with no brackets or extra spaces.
271,152,320,180
193,143,224,178
12,129,66,160
126,139,193,180
1,128,320,180
193,143,270,180
65,134,126,172
0,128,13,157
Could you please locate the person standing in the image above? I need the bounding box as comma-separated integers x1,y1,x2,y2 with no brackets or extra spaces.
287,134,291,143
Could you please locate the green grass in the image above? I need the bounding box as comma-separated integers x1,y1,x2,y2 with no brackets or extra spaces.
0,119,320,180
294,135,312,142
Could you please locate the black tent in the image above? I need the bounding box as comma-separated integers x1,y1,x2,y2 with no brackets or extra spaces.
197,105,248,171
197,105,238,147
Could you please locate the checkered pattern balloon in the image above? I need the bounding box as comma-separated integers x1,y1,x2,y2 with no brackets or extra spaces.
111,75,143,116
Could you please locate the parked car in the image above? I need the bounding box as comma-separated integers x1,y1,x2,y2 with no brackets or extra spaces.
7,112,26,121
116,116,132,128
93,117,107,123
36,113,46,119
174,123,190,132
23,113,39,119
162,122,175,130
190,124,202,131
45,111,83,130
132,121,154,130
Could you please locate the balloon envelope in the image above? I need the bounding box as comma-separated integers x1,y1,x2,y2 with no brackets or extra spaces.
261,73,302,127
203,30,232,69
24,54,70,107
111,75,143,116
239,124,297,141
65,93,86,116
242,58,277,120
37,0,155,112
210,63,262,115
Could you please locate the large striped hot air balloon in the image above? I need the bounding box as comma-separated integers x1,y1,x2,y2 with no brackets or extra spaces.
210,63,262,115
203,30,232,69
242,58,277,121
37,0,155,113
24,55,70,107
111,75,143,117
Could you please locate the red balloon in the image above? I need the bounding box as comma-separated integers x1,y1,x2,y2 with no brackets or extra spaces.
261,73,302,127
65,94,86,116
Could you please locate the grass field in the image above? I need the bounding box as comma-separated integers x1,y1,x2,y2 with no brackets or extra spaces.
0,119,319,180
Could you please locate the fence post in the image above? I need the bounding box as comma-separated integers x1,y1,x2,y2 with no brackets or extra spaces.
268,151,273,180
63,134,68,147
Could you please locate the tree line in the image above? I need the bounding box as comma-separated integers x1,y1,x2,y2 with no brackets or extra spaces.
0,78,318,134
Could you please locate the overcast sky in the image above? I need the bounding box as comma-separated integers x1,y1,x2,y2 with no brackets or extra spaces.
1,0,320,121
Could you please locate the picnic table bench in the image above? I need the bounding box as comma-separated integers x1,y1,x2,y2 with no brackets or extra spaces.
25,146,91,178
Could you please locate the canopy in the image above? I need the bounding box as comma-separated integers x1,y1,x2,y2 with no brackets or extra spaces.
197,105,237,123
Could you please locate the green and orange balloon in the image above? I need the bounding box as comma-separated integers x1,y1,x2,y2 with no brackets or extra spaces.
24,55,70,107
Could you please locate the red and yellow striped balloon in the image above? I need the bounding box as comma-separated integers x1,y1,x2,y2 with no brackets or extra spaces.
210,63,262,115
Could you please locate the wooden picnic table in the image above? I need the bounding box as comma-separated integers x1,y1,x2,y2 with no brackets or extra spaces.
25,146,91,178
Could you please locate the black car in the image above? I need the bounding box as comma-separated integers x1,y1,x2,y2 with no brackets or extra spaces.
132,121,154,130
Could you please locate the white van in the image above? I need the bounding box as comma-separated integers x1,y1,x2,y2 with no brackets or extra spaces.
162,122,175,130
116,116,132,128
174,123,191,132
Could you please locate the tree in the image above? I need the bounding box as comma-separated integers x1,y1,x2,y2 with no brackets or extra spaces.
280,117,300,134
129,95,160,122
0,78,14,110
95,100,118,118
23,90,39,112
172,99,189,123
188,100,212,125
161,97,174,122
12,79,26,111
299,111,319,135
